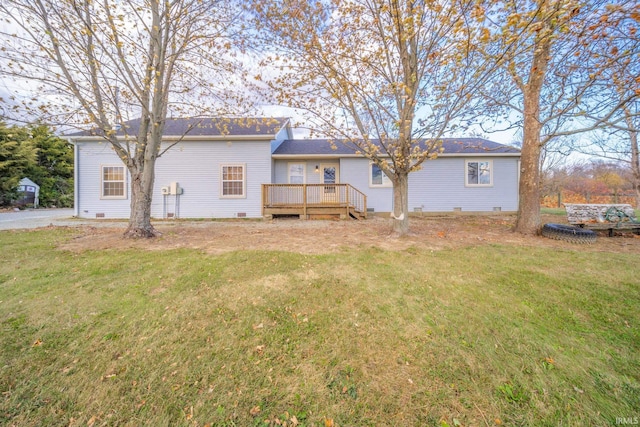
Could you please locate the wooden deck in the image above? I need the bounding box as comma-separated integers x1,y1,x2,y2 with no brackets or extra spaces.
262,184,367,219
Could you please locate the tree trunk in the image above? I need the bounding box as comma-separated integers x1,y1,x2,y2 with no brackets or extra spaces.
626,118,640,209
515,117,542,235
513,21,552,235
124,158,158,238
391,172,409,236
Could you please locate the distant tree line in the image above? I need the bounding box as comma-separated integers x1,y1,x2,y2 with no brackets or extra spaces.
542,161,638,209
0,121,73,208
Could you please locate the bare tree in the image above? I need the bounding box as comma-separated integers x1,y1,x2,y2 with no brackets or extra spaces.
251,0,500,236
482,0,640,234
577,8,640,208
0,0,242,237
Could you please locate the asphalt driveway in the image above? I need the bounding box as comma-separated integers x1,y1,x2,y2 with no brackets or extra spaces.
0,208,79,230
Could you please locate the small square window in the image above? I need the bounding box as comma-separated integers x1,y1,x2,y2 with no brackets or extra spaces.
466,160,492,186
370,162,392,187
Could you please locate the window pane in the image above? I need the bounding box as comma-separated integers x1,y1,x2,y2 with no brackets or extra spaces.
479,162,491,184
323,167,336,184
104,182,124,196
223,181,243,195
372,164,383,185
223,166,243,181
467,162,479,184
104,166,123,181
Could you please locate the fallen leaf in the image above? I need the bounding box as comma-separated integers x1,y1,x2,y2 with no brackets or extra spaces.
324,418,334,427
87,415,97,426
250,405,261,416
32,339,42,347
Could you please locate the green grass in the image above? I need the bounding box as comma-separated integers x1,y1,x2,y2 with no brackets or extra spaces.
541,207,567,216
1,229,639,426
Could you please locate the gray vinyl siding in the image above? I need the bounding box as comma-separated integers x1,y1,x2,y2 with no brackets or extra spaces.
270,125,291,153
153,140,271,218
408,157,519,212
274,156,518,213
76,140,272,219
274,158,393,211
342,156,518,213
273,160,289,183
339,158,393,212
273,160,324,184
75,142,131,219
77,141,518,219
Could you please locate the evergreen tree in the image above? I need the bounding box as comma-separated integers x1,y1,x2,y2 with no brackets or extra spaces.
0,121,36,206
24,125,74,207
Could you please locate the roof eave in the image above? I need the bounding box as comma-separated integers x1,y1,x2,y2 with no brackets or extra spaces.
67,134,278,142
273,152,520,159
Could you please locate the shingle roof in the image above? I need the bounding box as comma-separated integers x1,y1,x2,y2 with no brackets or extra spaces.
273,138,520,156
67,117,289,137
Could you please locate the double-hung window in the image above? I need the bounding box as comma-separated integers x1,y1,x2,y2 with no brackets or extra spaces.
465,160,492,186
101,165,127,199
221,164,246,198
288,163,306,184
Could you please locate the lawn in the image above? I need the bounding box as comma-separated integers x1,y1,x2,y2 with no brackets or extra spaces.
1,226,639,426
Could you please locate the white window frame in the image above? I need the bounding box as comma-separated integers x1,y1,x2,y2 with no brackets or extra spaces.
220,163,246,198
369,162,393,188
465,160,493,187
287,162,306,184
100,164,127,199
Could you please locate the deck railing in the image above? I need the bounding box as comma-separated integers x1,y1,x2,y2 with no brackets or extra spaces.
262,184,367,218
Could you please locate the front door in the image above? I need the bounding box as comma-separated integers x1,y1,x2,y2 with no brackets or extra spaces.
320,164,339,203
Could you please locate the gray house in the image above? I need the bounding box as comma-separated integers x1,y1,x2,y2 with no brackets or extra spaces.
69,117,520,219
271,139,521,215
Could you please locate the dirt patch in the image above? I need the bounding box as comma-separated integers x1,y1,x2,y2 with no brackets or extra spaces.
58,214,640,254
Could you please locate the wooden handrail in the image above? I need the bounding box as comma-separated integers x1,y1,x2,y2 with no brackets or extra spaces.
262,183,367,217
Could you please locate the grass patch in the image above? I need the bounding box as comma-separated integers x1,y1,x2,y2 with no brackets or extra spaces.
540,207,567,216
1,230,639,426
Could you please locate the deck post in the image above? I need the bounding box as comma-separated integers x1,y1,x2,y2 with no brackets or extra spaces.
363,194,367,218
261,184,265,217
345,185,350,218
302,185,307,219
